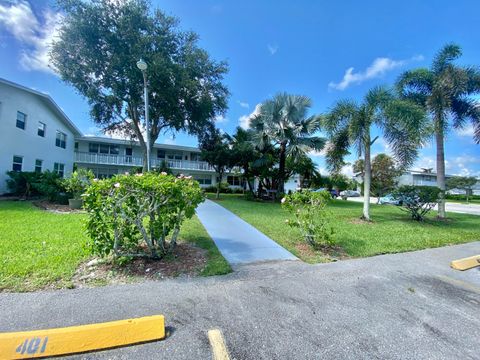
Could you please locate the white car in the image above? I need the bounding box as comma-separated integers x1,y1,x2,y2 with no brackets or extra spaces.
340,190,360,197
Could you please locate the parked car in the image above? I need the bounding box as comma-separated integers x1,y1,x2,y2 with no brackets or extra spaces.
378,194,402,205
339,190,360,198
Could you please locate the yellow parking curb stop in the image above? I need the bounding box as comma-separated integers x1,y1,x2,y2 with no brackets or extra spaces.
0,315,165,359
450,255,480,271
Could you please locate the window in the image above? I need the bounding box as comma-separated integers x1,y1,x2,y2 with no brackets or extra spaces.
89,143,99,153
74,142,79,150
54,163,65,177
99,144,110,154
56,131,67,149
167,153,183,160
194,177,212,185
89,143,118,154
227,176,243,186
37,122,46,137
12,156,23,171
191,153,200,162
16,111,26,130
35,159,43,173
157,150,165,159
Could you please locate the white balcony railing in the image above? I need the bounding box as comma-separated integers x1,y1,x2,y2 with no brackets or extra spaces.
74,152,214,172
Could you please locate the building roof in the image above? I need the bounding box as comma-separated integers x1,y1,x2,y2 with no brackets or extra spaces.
77,136,201,152
0,78,83,136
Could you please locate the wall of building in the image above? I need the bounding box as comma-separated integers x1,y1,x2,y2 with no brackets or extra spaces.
0,83,76,194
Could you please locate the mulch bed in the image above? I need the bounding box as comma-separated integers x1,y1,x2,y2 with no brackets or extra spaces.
72,243,208,288
33,200,84,213
295,242,350,262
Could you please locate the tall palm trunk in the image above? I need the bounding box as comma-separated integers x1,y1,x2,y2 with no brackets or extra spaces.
435,116,446,218
362,137,372,221
277,141,287,196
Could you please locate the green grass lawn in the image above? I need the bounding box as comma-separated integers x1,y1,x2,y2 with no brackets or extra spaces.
0,201,230,292
213,194,480,263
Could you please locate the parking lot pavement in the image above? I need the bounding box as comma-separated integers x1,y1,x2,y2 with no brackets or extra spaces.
0,242,479,359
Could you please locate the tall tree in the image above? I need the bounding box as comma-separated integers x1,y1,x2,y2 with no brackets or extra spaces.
250,93,325,196
446,176,478,203
324,86,427,220
198,128,233,199
396,43,480,218
51,0,229,169
370,153,400,201
229,127,259,195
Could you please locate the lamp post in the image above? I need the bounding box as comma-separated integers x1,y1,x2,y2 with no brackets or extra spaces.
137,59,150,171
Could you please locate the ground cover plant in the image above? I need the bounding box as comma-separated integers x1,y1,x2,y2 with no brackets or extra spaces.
213,194,480,263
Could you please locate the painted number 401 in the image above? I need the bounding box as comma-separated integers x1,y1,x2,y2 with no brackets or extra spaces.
16,337,48,356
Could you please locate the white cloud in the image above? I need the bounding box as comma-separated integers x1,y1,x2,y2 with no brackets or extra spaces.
0,1,62,74
328,55,424,91
238,101,249,109
456,124,475,137
341,164,354,178
239,104,261,129
267,44,279,55
412,154,480,177
214,115,228,123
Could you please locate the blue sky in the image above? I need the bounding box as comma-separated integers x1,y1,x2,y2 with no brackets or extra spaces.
0,0,479,176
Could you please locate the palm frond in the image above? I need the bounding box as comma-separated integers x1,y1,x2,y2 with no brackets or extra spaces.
432,43,462,74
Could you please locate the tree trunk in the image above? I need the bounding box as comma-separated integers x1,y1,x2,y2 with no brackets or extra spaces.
277,141,287,196
216,172,223,200
435,117,446,219
362,140,372,221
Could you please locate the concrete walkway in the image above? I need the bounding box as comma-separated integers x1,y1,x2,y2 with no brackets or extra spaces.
195,199,297,265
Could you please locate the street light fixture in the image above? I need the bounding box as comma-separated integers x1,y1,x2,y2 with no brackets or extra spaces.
137,59,150,171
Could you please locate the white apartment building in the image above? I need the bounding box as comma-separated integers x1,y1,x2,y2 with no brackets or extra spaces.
0,78,81,194
0,78,241,195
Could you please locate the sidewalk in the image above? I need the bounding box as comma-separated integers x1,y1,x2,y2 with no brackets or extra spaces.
195,199,297,265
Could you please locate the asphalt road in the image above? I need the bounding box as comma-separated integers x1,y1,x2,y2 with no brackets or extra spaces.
1,242,479,359
346,196,480,215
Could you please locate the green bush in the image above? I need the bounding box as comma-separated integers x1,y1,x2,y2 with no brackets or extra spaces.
33,170,64,202
83,172,204,258
6,171,41,198
204,181,231,193
281,190,334,249
62,169,94,199
393,185,441,221
446,194,480,201
6,170,66,202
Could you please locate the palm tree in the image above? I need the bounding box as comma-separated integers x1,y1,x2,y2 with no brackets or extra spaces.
324,86,427,221
250,93,325,196
396,44,480,218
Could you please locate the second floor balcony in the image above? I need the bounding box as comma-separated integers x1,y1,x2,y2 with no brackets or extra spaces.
74,151,214,172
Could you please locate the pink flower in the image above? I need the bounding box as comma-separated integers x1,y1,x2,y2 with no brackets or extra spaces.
135,173,143,177
124,171,130,175
114,183,121,188
185,176,192,179
93,178,99,182
281,197,286,203
161,172,167,175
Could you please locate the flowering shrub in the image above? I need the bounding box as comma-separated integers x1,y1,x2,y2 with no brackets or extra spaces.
281,190,334,248
82,172,204,258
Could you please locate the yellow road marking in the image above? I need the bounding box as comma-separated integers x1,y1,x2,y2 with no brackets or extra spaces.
208,329,230,360
450,255,480,271
0,315,165,359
